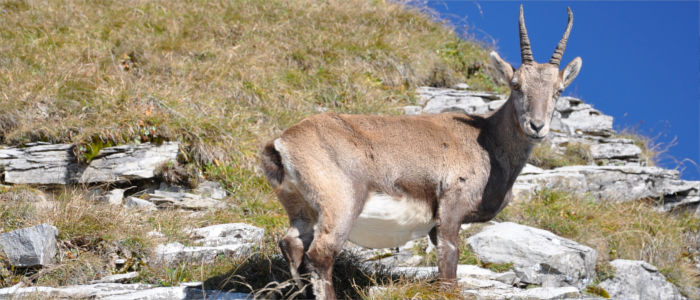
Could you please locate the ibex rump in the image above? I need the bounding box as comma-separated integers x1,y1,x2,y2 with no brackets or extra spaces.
262,6,582,299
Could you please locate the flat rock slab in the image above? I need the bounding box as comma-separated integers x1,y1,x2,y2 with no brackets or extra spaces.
0,282,250,300
0,142,179,184
79,142,179,183
155,223,264,265
0,143,80,185
147,190,226,210
599,259,683,300
0,223,57,267
385,265,580,300
466,222,597,289
515,165,700,211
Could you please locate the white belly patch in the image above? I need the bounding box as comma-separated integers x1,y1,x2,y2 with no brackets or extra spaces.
348,192,434,249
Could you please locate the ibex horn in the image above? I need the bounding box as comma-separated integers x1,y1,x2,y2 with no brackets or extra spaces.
550,7,573,66
519,5,534,64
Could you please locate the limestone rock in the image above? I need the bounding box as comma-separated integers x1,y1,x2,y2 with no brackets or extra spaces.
0,223,58,267
90,272,139,284
466,222,597,289
0,282,250,299
155,223,264,265
102,189,125,205
599,259,683,300
0,142,179,185
124,196,157,211
147,190,226,210
402,105,422,115
189,223,265,247
388,265,580,300
550,97,614,137
514,165,700,210
193,181,227,200
79,142,179,183
0,143,79,185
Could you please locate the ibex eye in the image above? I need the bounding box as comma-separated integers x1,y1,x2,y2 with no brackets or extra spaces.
513,83,521,90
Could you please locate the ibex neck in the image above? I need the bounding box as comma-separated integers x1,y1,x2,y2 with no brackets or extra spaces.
486,95,535,174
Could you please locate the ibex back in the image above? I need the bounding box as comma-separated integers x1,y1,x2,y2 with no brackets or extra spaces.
261,6,582,299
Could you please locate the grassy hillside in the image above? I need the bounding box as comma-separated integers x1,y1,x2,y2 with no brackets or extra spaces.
1,1,696,299
0,0,501,294
0,0,500,171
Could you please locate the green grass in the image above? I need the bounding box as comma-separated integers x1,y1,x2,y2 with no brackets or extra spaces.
498,189,700,298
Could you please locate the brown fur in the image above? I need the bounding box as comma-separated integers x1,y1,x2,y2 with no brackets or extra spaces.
261,7,582,299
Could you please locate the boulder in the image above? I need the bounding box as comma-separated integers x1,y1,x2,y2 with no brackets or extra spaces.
599,259,683,300
79,142,179,183
0,282,250,299
466,222,597,289
0,223,58,267
155,223,264,265
550,97,614,137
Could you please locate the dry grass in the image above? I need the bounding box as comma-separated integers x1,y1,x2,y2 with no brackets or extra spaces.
528,142,593,169
0,0,501,174
498,189,700,298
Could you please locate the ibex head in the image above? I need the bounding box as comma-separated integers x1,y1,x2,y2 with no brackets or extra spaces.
490,6,582,141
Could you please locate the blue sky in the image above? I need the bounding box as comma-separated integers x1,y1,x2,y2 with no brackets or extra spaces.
423,1,700,180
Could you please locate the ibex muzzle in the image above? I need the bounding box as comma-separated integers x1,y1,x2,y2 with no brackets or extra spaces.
261,6,582,299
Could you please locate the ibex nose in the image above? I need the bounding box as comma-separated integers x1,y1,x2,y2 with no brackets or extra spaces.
529,120,545,133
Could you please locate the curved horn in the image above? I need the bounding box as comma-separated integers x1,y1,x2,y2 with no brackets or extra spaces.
519,5,534,64
550,7,573,66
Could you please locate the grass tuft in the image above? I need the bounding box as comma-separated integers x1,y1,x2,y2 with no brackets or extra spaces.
529,142,592,169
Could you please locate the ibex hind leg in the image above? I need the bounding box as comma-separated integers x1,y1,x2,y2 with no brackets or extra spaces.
305,186,366,300
276,186,317,290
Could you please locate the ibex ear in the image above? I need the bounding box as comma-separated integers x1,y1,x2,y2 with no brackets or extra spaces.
561,57,582,88
489,51,514,82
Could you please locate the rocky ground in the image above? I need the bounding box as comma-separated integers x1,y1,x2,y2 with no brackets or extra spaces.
0,85,698,299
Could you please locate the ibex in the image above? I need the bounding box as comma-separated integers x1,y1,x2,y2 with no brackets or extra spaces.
261,6,582,299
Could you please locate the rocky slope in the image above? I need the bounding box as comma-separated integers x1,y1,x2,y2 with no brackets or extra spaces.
0,85,698,299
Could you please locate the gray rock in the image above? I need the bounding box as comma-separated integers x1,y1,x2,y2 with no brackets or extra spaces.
402,105,423,115
79,142,179,183
102,189,125,205
0,142,179,184
0,223,58,267
124,196,157,210
550,97,614,137
0,282,250,300
466,222,597,289
155,223,264,265
599,259,683,300
387,265,580,300
453,83,470,90
90,272,139,284
189,223,265,247
147,190,226,210
193,181,227,200
0,143,80,184
515,165,700,210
